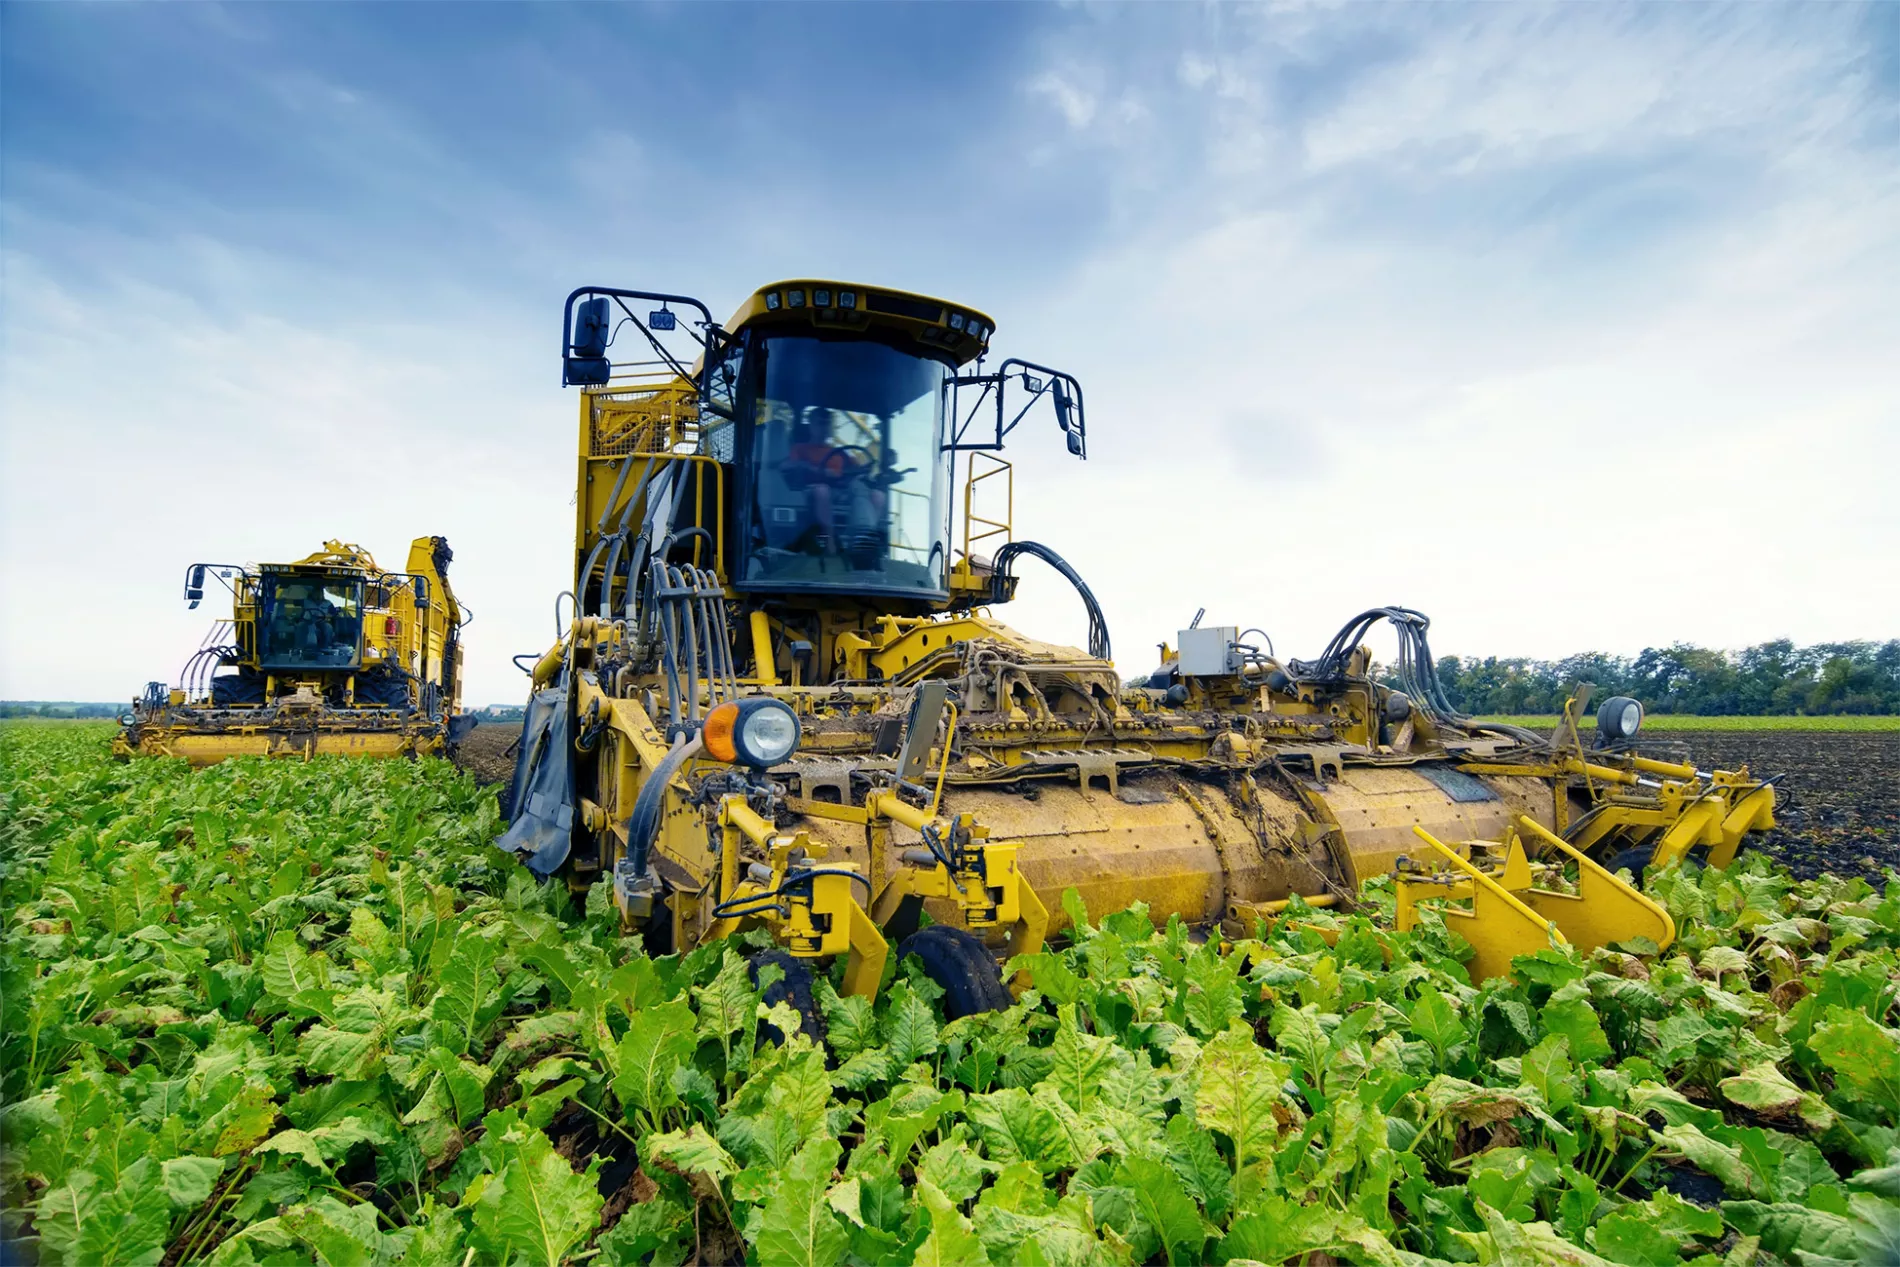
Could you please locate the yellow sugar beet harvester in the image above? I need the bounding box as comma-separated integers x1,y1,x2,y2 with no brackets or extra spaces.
496,279,1776,1012
114,537,472,766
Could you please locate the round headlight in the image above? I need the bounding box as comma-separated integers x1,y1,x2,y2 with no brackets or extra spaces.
1596,696,1644,740
734,698,801,768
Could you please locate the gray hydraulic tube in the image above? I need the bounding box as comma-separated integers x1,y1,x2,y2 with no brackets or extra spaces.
623,465,680,621
601,461,663,618
594,457,637,536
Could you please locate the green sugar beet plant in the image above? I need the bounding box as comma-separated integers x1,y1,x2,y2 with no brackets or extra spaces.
2,720,1898,1266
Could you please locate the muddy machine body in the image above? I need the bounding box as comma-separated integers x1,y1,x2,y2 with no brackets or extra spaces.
501,281,1776,996
116,538,472,766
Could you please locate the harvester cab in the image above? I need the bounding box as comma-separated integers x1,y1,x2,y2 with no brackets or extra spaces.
501,279,1778,1009
115,537,474,765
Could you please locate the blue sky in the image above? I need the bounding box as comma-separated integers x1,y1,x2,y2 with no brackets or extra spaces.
4,3,1896,704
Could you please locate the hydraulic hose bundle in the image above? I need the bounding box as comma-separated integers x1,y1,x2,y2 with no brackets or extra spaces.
990,540,1112,662
1294,606,1547,745
181,644,244,702
1295,607,1464,725
640,539,739,739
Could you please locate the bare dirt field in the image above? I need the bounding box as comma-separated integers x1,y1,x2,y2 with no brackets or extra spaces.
456,722,1897,885
1643,728,1899,886
455,721,519,787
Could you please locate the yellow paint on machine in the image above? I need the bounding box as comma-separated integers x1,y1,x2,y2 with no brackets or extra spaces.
1315,767,1531,885
129,727,440,767
508,274,1781,1002
115,535,468,767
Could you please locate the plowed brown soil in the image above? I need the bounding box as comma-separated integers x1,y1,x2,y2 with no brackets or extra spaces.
1638,729,1899,887
454,722,518,787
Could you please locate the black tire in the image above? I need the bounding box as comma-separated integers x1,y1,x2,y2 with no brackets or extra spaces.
896,925,1010,1019
748,950,825,1045
209,671,265,708
1607,841,1656,880
640,897,675,959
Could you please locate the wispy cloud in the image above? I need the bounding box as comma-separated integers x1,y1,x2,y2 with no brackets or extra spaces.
990,3,1899,665
3,3,1894,701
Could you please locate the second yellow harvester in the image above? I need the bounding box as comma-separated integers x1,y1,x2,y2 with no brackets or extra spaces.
115,537,472,765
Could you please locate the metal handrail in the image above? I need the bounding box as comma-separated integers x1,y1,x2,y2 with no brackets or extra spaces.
960,451,1013,563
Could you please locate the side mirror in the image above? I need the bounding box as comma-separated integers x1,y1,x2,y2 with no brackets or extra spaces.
1052,381,1085,458
565,297,613,386
572,297,610,358
1051,380,1073,431
186,564,206,609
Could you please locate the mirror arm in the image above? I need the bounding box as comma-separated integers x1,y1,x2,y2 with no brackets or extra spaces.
995,358,1088,459
561,286,719,386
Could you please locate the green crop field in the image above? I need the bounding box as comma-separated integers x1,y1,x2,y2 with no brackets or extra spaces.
1478,714,1900,733
3,720,1898,1266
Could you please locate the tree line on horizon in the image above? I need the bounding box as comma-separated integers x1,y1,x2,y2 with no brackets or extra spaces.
5,637,1898,719
1428,638,1900,717
0,701,124,719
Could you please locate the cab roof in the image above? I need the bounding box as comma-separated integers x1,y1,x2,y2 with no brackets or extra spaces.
725,280,995,367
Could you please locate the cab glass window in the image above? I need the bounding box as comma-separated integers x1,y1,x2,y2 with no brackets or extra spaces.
741,335,950,596
257,576,365,669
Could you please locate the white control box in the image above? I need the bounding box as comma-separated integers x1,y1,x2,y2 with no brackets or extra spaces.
1178,625,1240,677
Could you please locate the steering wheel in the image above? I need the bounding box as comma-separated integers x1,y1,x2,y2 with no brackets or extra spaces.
818,445,876,479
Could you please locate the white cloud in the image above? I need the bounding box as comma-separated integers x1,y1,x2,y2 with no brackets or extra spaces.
989,3,1900,670
0,249,573,705
3,2,1893,713
1298,7,1872,174
1027,69,1098,130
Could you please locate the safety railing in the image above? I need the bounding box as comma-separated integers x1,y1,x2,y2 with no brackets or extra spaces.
587,359,701,458
959,451,1012,565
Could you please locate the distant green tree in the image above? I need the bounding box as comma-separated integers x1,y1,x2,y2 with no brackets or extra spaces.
1422,639,1898,716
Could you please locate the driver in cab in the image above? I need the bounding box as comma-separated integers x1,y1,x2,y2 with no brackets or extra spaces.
779,407,888,557
266,587,341,661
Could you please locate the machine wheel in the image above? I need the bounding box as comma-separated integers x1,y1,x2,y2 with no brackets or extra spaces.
1607,842,1656,879
209,671,265,707
749,949,825,1045
640,896,675,959
897,925,1011,1019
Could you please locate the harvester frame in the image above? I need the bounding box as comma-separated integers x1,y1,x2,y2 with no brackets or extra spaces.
115,537,472,766
499,279,1778,1008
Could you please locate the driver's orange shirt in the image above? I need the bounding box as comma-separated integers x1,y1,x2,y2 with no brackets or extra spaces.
787,441,863,476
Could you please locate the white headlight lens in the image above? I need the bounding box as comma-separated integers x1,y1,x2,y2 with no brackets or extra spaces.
1621,701,1642,736
739,704,801,766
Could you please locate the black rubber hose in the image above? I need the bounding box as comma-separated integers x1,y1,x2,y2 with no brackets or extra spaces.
1295,605,1486,732
649,560,684,731
626,734,704,877
990,540,1112,661
712,867,873,918
666,564,701,726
